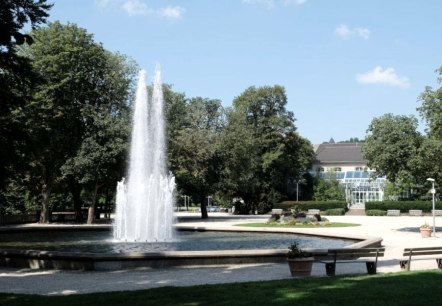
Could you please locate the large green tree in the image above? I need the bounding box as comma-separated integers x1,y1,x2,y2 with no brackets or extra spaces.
412,67,442,186
418,67,442,139
221,85,314,213
60,52,137,223
363,114,423,184
0,0,52,212
171,97,225,219
21,22,136,223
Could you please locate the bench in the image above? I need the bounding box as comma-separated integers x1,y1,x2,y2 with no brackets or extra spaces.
432,210,442,216
51,212,76,222
321,247,385,276
387,210,400,216
271,209,283,215
307,209,320,215
408,210,422,216
399,247,442,271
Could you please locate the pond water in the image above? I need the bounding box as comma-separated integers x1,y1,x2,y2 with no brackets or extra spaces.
0,229,356,253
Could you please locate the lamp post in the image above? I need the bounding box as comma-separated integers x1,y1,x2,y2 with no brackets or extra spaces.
427,178,436,237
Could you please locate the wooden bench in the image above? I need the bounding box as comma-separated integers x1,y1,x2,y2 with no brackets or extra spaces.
387,210,400,216
399,247,442,271
321,247,385,276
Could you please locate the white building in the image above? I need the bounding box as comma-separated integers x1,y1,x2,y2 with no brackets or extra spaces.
312,141,386,205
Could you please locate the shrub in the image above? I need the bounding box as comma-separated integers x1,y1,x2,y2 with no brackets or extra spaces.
324,208,346,216
366,201,433,213
366,209,387,216
276,201,347,212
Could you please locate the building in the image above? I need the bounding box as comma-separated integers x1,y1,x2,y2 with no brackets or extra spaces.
312,141,386,206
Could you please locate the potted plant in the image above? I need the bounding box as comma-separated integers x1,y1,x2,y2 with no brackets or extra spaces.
420,222,432,238
286,242,314,276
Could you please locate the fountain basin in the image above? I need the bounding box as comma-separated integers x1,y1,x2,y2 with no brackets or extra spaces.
0,224,382,270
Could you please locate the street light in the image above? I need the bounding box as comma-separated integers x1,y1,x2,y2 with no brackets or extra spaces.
427,178,436,237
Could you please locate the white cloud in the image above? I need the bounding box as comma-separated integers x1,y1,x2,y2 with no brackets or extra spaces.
122,0,149,16
356,66,410,88
97,0,185,19
157,6,185,19
335,24,370,40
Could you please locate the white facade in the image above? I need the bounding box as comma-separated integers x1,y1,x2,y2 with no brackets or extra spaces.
313,142,386,205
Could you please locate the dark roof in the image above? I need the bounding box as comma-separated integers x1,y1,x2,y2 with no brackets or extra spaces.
314,143,366,164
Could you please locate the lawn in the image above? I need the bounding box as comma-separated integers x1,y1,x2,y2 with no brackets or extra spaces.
1,271,442,306
235,222,360,228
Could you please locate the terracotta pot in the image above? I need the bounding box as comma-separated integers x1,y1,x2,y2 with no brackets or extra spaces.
420,228,432,238
287,257,314,276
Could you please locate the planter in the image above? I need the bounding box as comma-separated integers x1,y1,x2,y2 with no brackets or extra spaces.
287,257,314,276
420,228,432,238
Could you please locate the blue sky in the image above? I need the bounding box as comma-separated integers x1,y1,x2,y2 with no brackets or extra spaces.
47,0,442,144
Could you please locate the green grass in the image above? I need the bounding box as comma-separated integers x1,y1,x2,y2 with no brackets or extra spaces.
234,222,360,228
1,271,442,306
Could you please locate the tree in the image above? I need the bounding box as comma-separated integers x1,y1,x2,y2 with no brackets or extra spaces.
221,85,314,213
363,114,423,184
313,176,345,201
0,0,52,212
20,22,137,223
171,97,225,219
413,68,442,186
418,67,442,139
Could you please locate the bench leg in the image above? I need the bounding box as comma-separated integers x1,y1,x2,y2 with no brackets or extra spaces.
325,263,336,276
399,260,410,271
366,262,377,274
436,259,442,269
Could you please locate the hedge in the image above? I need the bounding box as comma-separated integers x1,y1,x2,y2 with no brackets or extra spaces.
324,208,346,216
366,209,387,216
276,201,347,212
365,201,435,213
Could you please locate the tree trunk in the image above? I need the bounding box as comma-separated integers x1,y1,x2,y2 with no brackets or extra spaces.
200,195,208,219
69,179,84,223
40,182,51,223
87,184,100,224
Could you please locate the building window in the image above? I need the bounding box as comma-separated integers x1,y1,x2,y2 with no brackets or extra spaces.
333,167,342,172
319,167,325,172
355,167,364,171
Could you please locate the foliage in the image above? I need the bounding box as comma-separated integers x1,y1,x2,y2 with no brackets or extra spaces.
0,0,52,52
275,201,346,211
338,137,364,143
313,176,346,201
365,201,434,213
287,241,312,258
8,22,137,223
0,0,52,212
363,113,423,183
170,97,225,218
324,208,346,215
418,67,442,139
220,85,314,214
420,221,431,229
365,209,387,216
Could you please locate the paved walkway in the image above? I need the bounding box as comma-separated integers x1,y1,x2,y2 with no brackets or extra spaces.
1,214,442,296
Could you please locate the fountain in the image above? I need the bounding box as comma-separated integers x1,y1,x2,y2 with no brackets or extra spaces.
0,68,381,271
113,69,175,242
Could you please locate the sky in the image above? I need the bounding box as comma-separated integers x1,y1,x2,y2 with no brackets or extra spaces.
46,0,442,144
